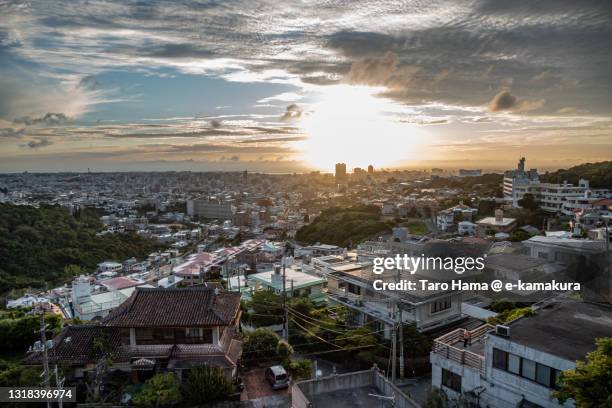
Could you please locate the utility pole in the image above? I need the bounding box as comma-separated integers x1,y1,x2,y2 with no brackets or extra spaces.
39,312,51,408
391,302,397,383
55,365,65,408
398,307,404,379
282,256,288,340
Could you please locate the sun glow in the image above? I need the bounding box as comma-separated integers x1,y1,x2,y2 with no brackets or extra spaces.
294,85,423,171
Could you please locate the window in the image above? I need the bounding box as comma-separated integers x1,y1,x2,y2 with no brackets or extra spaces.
185,327,213,344
508,353,521,375
521,359,536,381
493,348,507,370
493,348,561,389
441,368,461,392
430,297,451,314
536,363,551,387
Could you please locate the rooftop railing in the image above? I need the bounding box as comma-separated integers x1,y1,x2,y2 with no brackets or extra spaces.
432,324,493,374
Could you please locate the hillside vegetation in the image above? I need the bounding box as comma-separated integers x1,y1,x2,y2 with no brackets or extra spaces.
295,205,391,247
0,203,159,293
540,161,612,189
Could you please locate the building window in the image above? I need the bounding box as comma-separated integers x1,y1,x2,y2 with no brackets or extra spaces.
430,297,452,314
492,348,561,389
521,359,537,381
508,353,521,375
493,348,507,370
185,327,213,344
441,368,461,392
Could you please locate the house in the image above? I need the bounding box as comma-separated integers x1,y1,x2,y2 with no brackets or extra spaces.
458,221,477,236
326,264,466,336
26,287,242,381
476,209,517,237
70,275,153,321
430,298,612,408
246,264,327,305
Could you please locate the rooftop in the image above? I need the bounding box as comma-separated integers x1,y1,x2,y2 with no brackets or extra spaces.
102,287,241,328
476,216,516,227
248,267,326,291
492,298,612,361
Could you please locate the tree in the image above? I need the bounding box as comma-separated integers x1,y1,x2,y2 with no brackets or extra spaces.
283,359,312,381
242,328,283,360
133,373,182,407
518,193,538,211
247,291,283,327
554,337,612,408
181,366,233,404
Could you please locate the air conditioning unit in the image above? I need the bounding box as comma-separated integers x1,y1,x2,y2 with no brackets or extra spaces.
495,325,510,337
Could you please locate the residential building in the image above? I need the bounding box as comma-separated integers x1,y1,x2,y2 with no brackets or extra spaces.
27,287,242,380
503,157,610,212
476,209,517,237
430,298,612,408
186,197,233,219
458,169,482,177
326,264,465,336
70,275,152,320
458,221,477,236
246,264,327,305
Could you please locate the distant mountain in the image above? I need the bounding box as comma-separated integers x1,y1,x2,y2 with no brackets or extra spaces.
540,161,612,189
0,204,160,294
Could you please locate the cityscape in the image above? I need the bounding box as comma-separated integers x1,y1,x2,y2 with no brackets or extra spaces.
0,1,611,408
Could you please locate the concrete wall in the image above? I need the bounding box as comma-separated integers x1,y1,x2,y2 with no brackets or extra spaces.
293,369,420,408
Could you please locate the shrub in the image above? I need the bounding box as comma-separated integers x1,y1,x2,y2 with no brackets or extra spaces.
182,366,233,404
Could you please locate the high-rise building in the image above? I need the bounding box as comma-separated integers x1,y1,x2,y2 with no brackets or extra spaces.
367,164,374,174
335,163,347,184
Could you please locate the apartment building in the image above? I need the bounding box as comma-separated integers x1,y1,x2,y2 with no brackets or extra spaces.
430,298,611,408
186,197,233,219
503,157,610,213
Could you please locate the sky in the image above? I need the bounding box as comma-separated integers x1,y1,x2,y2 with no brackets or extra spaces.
0,0,611,173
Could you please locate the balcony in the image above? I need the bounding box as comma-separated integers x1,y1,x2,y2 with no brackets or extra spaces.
432,324,492,374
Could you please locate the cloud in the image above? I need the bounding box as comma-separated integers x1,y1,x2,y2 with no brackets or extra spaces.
280,104,305,121
489,91,518,111
22,138,54,149
13,113,69,126
346,52,419,88
488,90,545,113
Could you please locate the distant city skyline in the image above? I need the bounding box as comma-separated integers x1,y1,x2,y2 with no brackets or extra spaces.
1,1,611,172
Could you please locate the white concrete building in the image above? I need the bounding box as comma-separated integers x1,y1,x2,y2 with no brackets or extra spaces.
430,298,611,408
503,158,610,213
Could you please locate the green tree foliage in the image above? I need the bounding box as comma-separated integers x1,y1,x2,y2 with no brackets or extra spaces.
132,373,182,407
553,338,612,408
0,359,40,386
0,312,62,353
296,205,391,247
509,229,532,242
283,358,312,381
276,340,294,358
246,291,283,327
242,328,286,361
518,193,538,211
181,366,234,404
0,203,160,292
488,307,535,325
540,161,612,189
477,200,496,216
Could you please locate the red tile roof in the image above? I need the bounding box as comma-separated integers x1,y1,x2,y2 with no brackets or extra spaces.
101,287,241,328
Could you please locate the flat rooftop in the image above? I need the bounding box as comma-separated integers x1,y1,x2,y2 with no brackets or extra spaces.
307,386,394,408
492,298,612,362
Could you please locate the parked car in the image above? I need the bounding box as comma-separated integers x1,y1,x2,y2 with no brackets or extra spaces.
265,365,289,389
